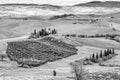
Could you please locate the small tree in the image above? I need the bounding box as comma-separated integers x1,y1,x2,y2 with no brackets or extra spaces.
92,53,95,59
71,61,88,80
52,29,57,34
39,31,42,36
104,50,107,57
100,50,102,58
41,28,44,36
109,49,112,55
49,28,51,31
54,29,57,34
96,53,99,59
53,70,57,76
107,49,110,56
112,48,115,55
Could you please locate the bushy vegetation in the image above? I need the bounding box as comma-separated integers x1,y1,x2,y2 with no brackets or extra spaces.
6,37,77,68
84,72,120,80
70,60,120,80
107,35,120,43
29,28,57,39
49,14,75,20
63,34,120,38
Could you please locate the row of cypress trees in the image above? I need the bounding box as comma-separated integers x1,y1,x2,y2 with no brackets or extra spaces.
90,48,115,62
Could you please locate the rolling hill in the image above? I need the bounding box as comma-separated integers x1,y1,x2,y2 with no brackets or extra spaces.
74,1,120,8
0,1,120,17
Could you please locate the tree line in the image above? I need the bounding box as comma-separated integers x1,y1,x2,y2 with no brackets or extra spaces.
29,28,57,39
89,48,115,63
63,34,120,38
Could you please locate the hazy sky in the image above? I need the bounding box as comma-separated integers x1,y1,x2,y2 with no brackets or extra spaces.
0,0,120,5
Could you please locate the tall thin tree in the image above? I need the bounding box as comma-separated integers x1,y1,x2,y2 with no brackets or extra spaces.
100,50,102,58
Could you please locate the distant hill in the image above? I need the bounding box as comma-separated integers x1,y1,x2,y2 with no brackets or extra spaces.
0,3,61,9
0,1,120,17
74,1,120,8
1,1,120,8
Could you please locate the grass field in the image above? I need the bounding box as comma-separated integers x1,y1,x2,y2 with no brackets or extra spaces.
0,15,119,39
68,37,120,49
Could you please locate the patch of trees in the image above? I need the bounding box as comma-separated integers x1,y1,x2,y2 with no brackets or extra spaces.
90,48,115,63
49,14,75,20
29,28,57,39
103,34,120,43
108,36,120,43
63,34,120,38
83,48,116,65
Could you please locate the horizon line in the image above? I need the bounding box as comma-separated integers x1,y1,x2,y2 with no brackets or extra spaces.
0,0,120,6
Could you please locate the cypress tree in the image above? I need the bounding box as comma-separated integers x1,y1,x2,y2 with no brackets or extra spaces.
49,28,51,31
39,31,42,36
41,28,44,36
52,28,57,34
104,50,107,57
96,53,99,59
54,29,57,34
52,29,54,34
100,50,102,58
107,49,110,56
109,49,112,54
92,53,95,59
112,48,115,55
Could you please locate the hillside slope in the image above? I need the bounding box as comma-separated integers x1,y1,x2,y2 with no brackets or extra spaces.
6,36,77,67
74,1,120,8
